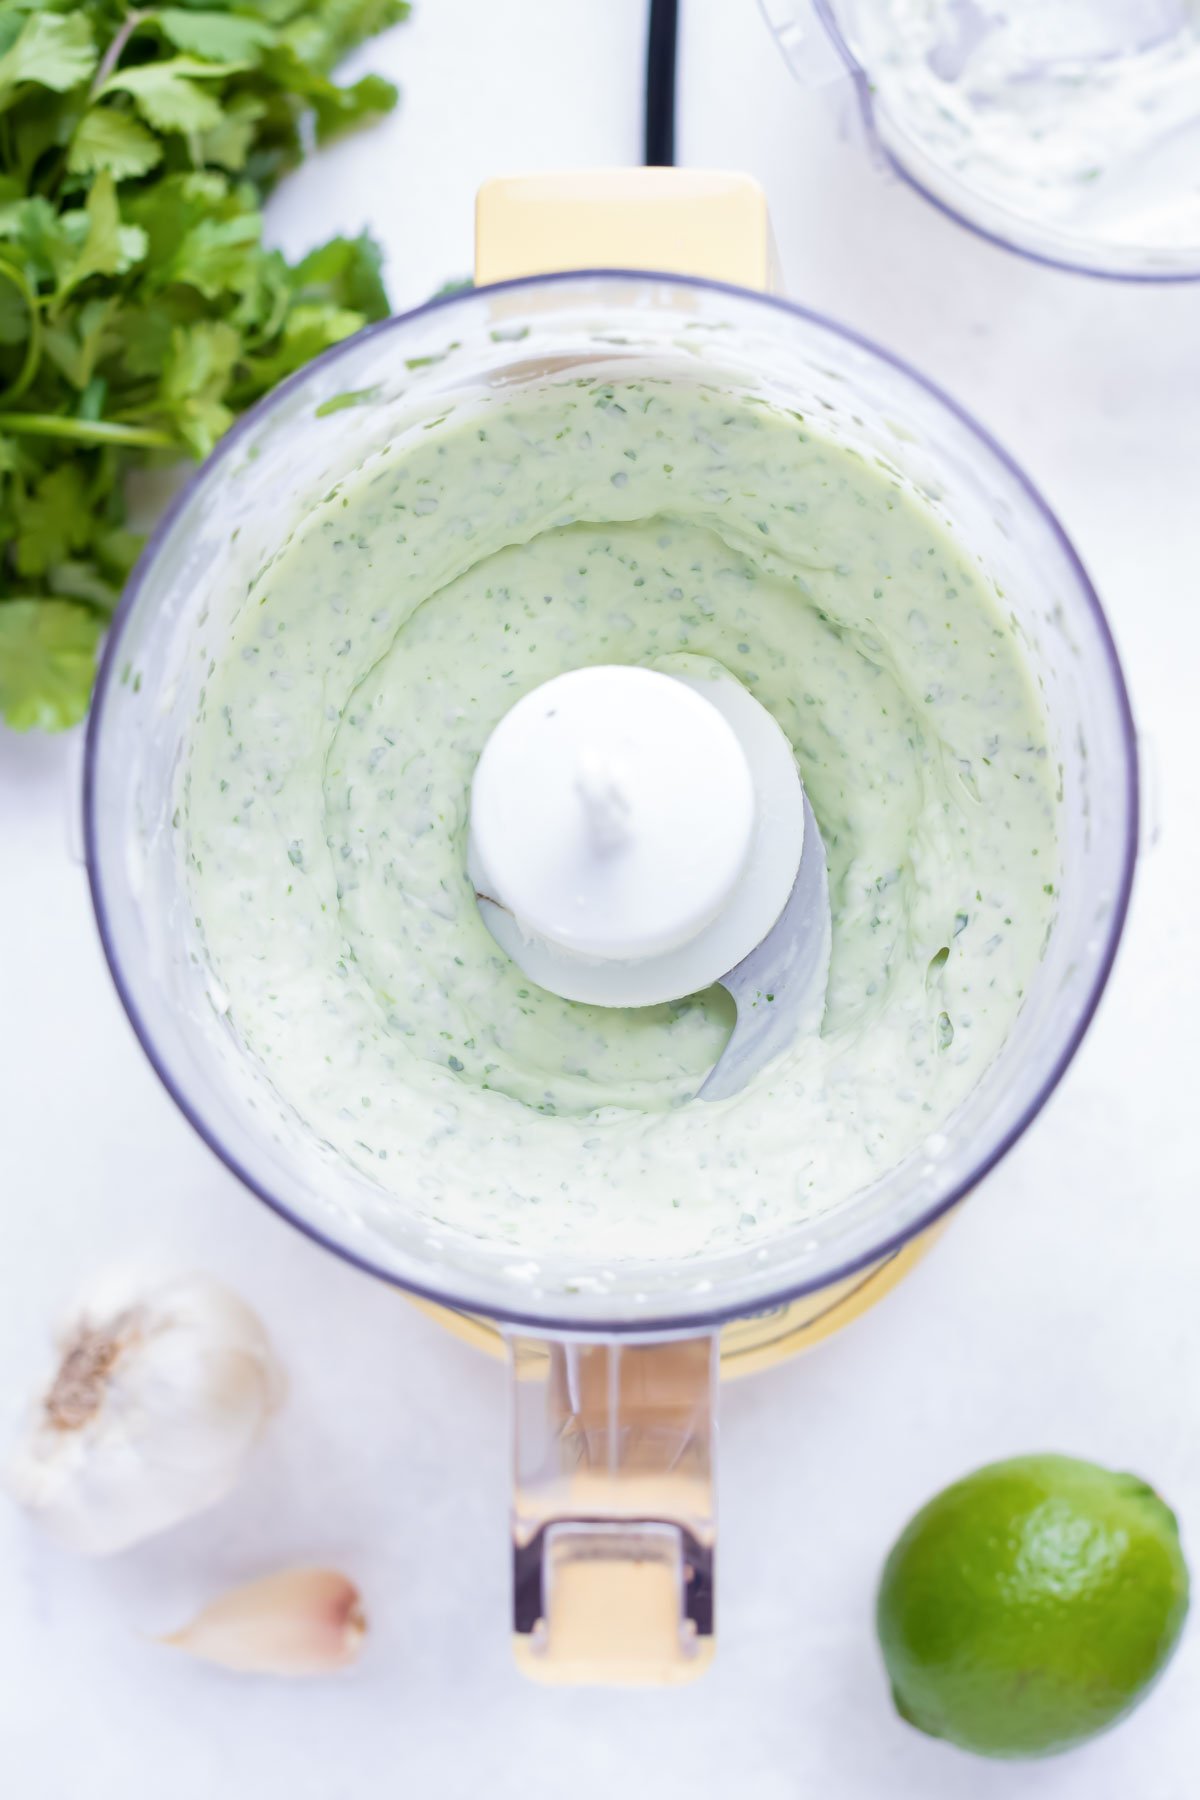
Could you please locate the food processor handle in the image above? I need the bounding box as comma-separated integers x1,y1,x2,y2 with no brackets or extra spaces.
475,167,784,293
475,167,779,1684
507,1331,719,1684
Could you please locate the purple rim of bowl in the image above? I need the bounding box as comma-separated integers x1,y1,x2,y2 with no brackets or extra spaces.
811,0,1200,286
84,269,1140,1336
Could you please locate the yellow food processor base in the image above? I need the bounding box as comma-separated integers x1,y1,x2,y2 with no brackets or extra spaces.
410,1224,945,1380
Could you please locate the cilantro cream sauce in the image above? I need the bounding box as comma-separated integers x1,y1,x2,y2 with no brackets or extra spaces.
182,371,1057,1261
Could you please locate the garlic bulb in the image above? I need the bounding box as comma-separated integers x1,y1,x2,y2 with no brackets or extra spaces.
4,1268,285,1554
163,1568,366,1675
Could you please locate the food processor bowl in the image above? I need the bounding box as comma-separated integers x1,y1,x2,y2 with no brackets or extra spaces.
85,268,1137,1332
84,172,1137,1680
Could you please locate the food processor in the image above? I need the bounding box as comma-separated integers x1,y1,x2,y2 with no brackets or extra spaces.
761,0,1200,279
84,169,1137,1684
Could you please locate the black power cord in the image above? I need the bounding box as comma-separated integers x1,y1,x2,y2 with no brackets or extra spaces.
644,0,678,166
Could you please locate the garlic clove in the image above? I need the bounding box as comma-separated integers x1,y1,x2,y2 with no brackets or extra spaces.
5,1268,285,1555
162,1569,367,1675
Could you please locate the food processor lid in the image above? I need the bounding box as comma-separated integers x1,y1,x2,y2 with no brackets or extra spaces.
762,0,1200,280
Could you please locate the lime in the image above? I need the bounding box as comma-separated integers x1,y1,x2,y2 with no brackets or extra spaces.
876,1454,1189,1759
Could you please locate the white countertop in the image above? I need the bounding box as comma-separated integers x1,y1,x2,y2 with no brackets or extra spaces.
3,3,1199,1795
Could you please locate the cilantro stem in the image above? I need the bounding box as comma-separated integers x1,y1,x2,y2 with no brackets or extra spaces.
90,9,155,97
0,412,176,449
0,259,42,406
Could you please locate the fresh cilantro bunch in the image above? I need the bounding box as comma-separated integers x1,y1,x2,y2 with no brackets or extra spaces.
0,0,408,731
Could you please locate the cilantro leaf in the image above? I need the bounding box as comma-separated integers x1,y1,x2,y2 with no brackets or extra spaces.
0,599,104,731
0,0,408,730
159,319,242,455
41,295,121,390
102,57,249,136
156,10,278,64
241,301,364,391
0,195,76,286
165,208,265,300
277,0,411,74
93,528,143,584
311,71,397,140
261,51,398,142
48,559,124,610
58,172,147,300
196,93,267,173
11,464,93,575
293,232,389,320
0,14,98,111
69,107,164,181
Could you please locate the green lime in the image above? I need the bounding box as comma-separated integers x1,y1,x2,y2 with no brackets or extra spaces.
876,1454,1189,1759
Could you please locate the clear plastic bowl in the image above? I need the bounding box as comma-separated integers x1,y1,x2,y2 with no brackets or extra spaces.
84,272,1138,1333
761,0,1200,280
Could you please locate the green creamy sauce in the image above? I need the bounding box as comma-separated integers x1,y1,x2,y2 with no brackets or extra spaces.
183,374,1058,1259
